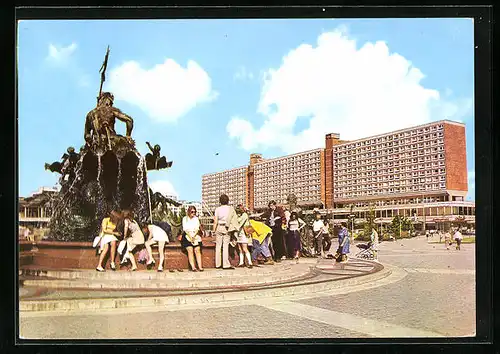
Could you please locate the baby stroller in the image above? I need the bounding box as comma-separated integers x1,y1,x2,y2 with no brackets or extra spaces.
355,241,376,260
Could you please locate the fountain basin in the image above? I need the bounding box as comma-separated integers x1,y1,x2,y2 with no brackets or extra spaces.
19,239,225,270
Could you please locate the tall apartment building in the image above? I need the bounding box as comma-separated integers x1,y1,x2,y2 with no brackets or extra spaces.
252,149,325,210
201,166,248,212
326,120,468,208
201,120,473,229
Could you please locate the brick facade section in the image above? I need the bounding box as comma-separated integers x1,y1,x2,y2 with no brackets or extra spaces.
320,149,326,207
443,123,468,192
324,137,334,208
324,134,348,208
246,166,254,211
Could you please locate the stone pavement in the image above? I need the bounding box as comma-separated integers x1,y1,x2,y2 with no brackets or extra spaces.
19,236,475,339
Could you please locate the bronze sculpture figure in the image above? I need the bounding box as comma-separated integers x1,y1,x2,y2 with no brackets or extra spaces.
145,141,173,171
84,92,134,152
45,46,174,242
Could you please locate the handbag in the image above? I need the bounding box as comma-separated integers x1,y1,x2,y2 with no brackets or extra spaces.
137,248,149,264
92,231,103,248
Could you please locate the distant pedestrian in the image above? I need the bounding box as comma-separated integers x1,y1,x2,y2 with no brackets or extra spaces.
444,231,451,250
454,229,463,250
370,227,379,261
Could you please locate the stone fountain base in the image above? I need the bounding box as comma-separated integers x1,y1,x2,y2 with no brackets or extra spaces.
19,239,225,270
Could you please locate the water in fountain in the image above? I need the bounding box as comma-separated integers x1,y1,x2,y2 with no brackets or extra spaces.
48,147,151,242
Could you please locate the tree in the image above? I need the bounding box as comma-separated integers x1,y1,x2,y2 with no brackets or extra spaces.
361,206,377,240
390,215,414,239
179,206,187,221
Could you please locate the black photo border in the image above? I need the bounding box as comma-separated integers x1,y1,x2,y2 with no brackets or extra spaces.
1,4,497,353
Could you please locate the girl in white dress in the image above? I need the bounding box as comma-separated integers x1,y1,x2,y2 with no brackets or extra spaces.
235,204,253,268
143,224,170,272
182,206,204,272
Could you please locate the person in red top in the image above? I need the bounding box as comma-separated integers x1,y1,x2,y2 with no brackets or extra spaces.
262,200,287,262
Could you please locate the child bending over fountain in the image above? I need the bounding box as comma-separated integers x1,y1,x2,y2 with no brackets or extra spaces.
121,210,145,271
96,210,122,272
143,224,169,272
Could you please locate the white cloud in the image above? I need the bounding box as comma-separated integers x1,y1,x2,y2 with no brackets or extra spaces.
108,59,218,122
234,66,254,81
46,43,77,64
149,180,178,198
227,27,473,154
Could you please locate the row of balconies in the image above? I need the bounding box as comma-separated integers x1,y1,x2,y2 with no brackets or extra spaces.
254,153,321,168
334,148,445,164
335,184,447,198
336,147,446,165
335,139,445,158
335,171,447,183
335,165,446,178
335,168,446,180
335,179,446,189
254,161,321,170
335,182,446,192
334,125,444,152
334,161,446,173
335,161,446,176
202,172,246,180
254,177,321,185
254,168,321,177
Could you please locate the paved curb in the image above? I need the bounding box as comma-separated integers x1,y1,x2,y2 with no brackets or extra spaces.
20,264,312,290
20,262,390,313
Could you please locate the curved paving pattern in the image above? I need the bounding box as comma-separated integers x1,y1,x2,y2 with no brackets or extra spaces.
19,258,385,312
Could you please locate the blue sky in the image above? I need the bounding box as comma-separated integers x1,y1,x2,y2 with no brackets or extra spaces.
18,18,475,201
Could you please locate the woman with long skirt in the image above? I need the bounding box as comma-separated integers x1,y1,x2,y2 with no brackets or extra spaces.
287,212,306,263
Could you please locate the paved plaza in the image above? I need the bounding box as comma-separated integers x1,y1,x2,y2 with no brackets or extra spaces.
19,236,475,339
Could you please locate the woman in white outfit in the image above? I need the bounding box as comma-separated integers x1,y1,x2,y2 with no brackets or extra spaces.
121,210,145,271
143,224,169,272
212,194,235,270
235,204,253,268
96,210,122,272
287,212,306,263
181,206,204,272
